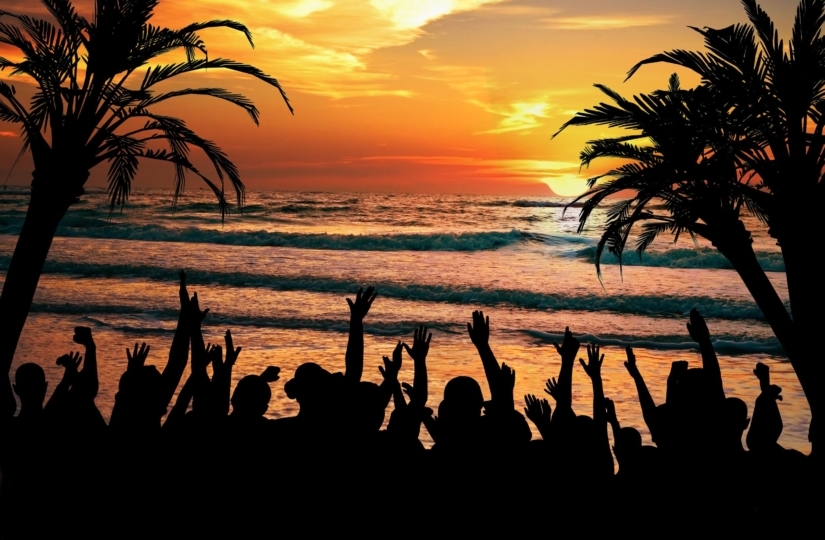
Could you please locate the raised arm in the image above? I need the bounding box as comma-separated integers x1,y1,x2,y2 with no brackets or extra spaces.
524,394,552,441
161,271,191,408
403,325,431,409
70,327,99,402
468,311,513,410
687,309,725,402
378,341,403,411
623,346,659,437
163,374,195,432
210,330,241,417
110,343,150,426
580,344,613,477
45,352,82,417
746,363,784,452
189,292,209,375
345,286,376,383
1,366,15,419
605,397,621,444
545,327,579,421
666,360,688,405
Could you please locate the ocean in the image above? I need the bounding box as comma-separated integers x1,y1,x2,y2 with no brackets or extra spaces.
0,187,809,451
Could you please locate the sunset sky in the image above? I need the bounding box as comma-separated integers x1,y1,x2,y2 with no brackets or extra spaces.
0,0,796,196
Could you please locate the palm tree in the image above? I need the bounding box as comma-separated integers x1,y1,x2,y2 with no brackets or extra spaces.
554,75,794,366
621,0,824,452
0,0,292,416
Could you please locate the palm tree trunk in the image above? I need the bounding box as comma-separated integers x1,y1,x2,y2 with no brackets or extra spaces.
778,217,822,454
715,240,795,357
0,187,74,416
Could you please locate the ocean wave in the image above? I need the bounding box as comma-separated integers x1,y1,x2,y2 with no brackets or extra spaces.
0,216,535,251
575,246,785,272
478,200,512,207
513,200,584,208
16,260,771,321
277,204,354,214
523,330,783,356
59,225,531,251
30,305,778,354
44,307,461,337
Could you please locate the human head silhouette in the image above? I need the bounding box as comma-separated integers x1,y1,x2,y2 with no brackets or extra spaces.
350,381,385,433
721,397,749,449
13,363,47,411
115,365,166,429
443,376,483,417
284,362,334,416
231,375,272,418
615,426,643,470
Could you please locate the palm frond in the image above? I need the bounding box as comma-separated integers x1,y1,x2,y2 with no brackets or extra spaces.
140,88,260,125
141,58,293,114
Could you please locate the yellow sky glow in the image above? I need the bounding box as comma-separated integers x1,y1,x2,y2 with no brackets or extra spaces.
0,0,798,196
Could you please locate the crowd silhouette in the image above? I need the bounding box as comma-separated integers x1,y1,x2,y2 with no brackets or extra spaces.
0,273,816,535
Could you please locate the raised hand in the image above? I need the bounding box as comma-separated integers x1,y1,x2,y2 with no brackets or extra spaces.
261,366,281,382
126,342,150,371
686,308,711,344
403,325,432,363
753,363,782,400
72,326,94,348
179,270,190,308
669,360,689,379
379,341,403,382
544,377,561,402
524,394,551,425
623,346,639,378
347,286,377,321
56,351,83,384
605,397,618,425
189,292,210,326
579,344,604,379
402,382,422,405
224,330,242,368
754,362,770,387
207,344,223,368
467,310,490,348
501,362,516,390
553,326,580,363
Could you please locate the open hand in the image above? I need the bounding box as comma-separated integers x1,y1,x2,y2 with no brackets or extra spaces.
347,286,377,321
524,394,551,426
402,381,424,406
207,344,223,369
126,342,150,371
686,308,711,344
579,344,604,379
56,351,82,384
553,327,580,363
500,362,516,389
379,341,403,382
224,330,242,367
403,324,432,363
544,377,561,402
467,310,490,348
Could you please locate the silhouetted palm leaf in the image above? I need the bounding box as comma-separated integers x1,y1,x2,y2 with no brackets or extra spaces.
0,0,292,215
